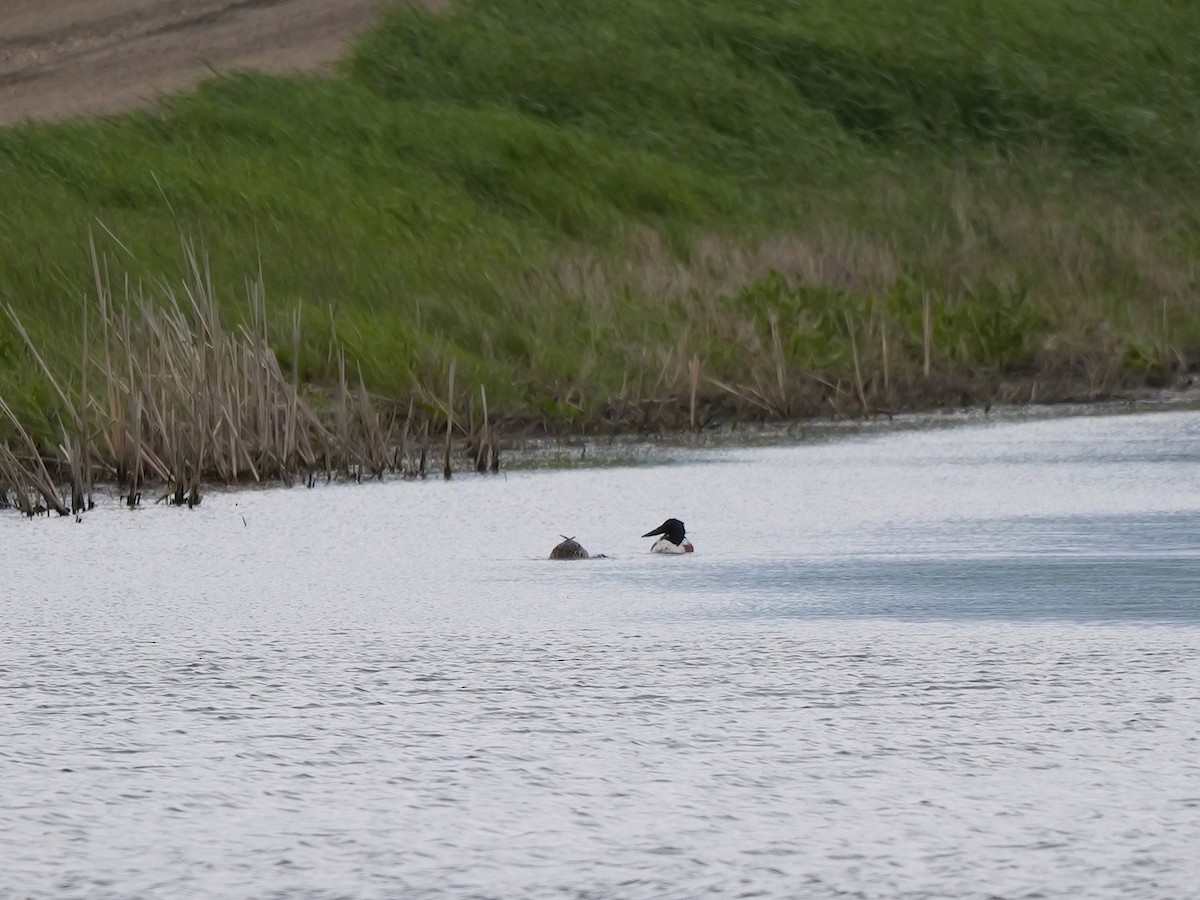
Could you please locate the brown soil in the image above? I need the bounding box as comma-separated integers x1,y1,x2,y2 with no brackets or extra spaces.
0,0,434,125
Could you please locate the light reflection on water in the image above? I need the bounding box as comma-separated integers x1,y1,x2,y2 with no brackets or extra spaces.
3,408,1199,899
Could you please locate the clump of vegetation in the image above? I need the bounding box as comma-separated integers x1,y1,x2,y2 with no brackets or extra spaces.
1,0,1199,507
0,242,502,516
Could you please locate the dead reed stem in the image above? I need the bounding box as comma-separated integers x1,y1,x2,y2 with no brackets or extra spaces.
922,292,933,379
0,396,70,516
845,312,869,415
443,358,456,480
881,316,891,396
688,355,700,430
476,384,490,473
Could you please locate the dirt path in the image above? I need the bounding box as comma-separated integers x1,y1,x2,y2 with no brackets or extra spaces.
0,0,395,125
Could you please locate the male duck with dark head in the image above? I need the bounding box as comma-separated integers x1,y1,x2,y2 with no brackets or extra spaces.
642,518,694,554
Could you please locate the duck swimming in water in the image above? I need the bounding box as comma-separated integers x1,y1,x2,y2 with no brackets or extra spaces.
549,536,609,560
550,535,590,560
642,518,694,554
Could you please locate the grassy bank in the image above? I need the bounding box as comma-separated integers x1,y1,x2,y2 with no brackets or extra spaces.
2,0,1200,503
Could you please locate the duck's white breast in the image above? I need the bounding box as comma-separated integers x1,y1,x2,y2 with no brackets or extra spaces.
650,538,688,554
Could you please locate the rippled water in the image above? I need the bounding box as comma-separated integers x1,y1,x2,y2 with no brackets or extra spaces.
3,407,1199,899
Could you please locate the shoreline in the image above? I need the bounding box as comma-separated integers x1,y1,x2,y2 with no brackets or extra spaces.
4,387,1197,518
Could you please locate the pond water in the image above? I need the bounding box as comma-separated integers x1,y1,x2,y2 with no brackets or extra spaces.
3,406,1199,899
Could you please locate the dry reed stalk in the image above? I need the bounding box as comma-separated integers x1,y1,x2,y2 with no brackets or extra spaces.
443,359,456,480
285,307,301,467
419,421,429,479
94,237,127,482
845,311,870,415
724,313,794,420
0,398,69,516
3,306,76,416
57,429,89,514
356,372,387,479
77,302,94,511
400,397,414,477
187,389,205,506
770,314,788,415
923,292,933,379
0,446,38,516
5,303,93,506
127,391,142,507
335,348,352,478
647,344,675,402
880,315,891,396
688,355,700,430
705,375,777,416
475,384,490,473
0,447,50,516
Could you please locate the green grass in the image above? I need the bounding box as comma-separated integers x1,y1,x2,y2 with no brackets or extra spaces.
2,0,1199,442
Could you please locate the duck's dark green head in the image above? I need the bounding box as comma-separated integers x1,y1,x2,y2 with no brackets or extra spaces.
642,518,687,545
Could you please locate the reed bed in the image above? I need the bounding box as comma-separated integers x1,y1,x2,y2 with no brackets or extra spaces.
0,241,501,516
515,220,1197,432
0,230,1192,517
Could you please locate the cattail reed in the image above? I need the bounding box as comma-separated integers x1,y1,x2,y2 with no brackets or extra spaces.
443,359,455,481
0,240,503,517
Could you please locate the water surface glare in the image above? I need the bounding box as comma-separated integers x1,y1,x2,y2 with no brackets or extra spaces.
3,409,1199,898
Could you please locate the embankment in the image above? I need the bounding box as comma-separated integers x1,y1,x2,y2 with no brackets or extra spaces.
2,0,1198,504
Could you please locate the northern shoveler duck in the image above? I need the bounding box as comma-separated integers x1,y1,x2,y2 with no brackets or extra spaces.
550,535,596,560
642,518,694,554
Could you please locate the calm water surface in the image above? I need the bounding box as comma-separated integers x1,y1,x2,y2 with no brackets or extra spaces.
3,408,1199,899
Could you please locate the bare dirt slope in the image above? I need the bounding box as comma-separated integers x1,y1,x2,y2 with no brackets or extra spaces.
0,0,407,125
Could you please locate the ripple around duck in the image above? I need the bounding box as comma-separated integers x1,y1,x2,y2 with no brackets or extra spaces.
3,409,1200,899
